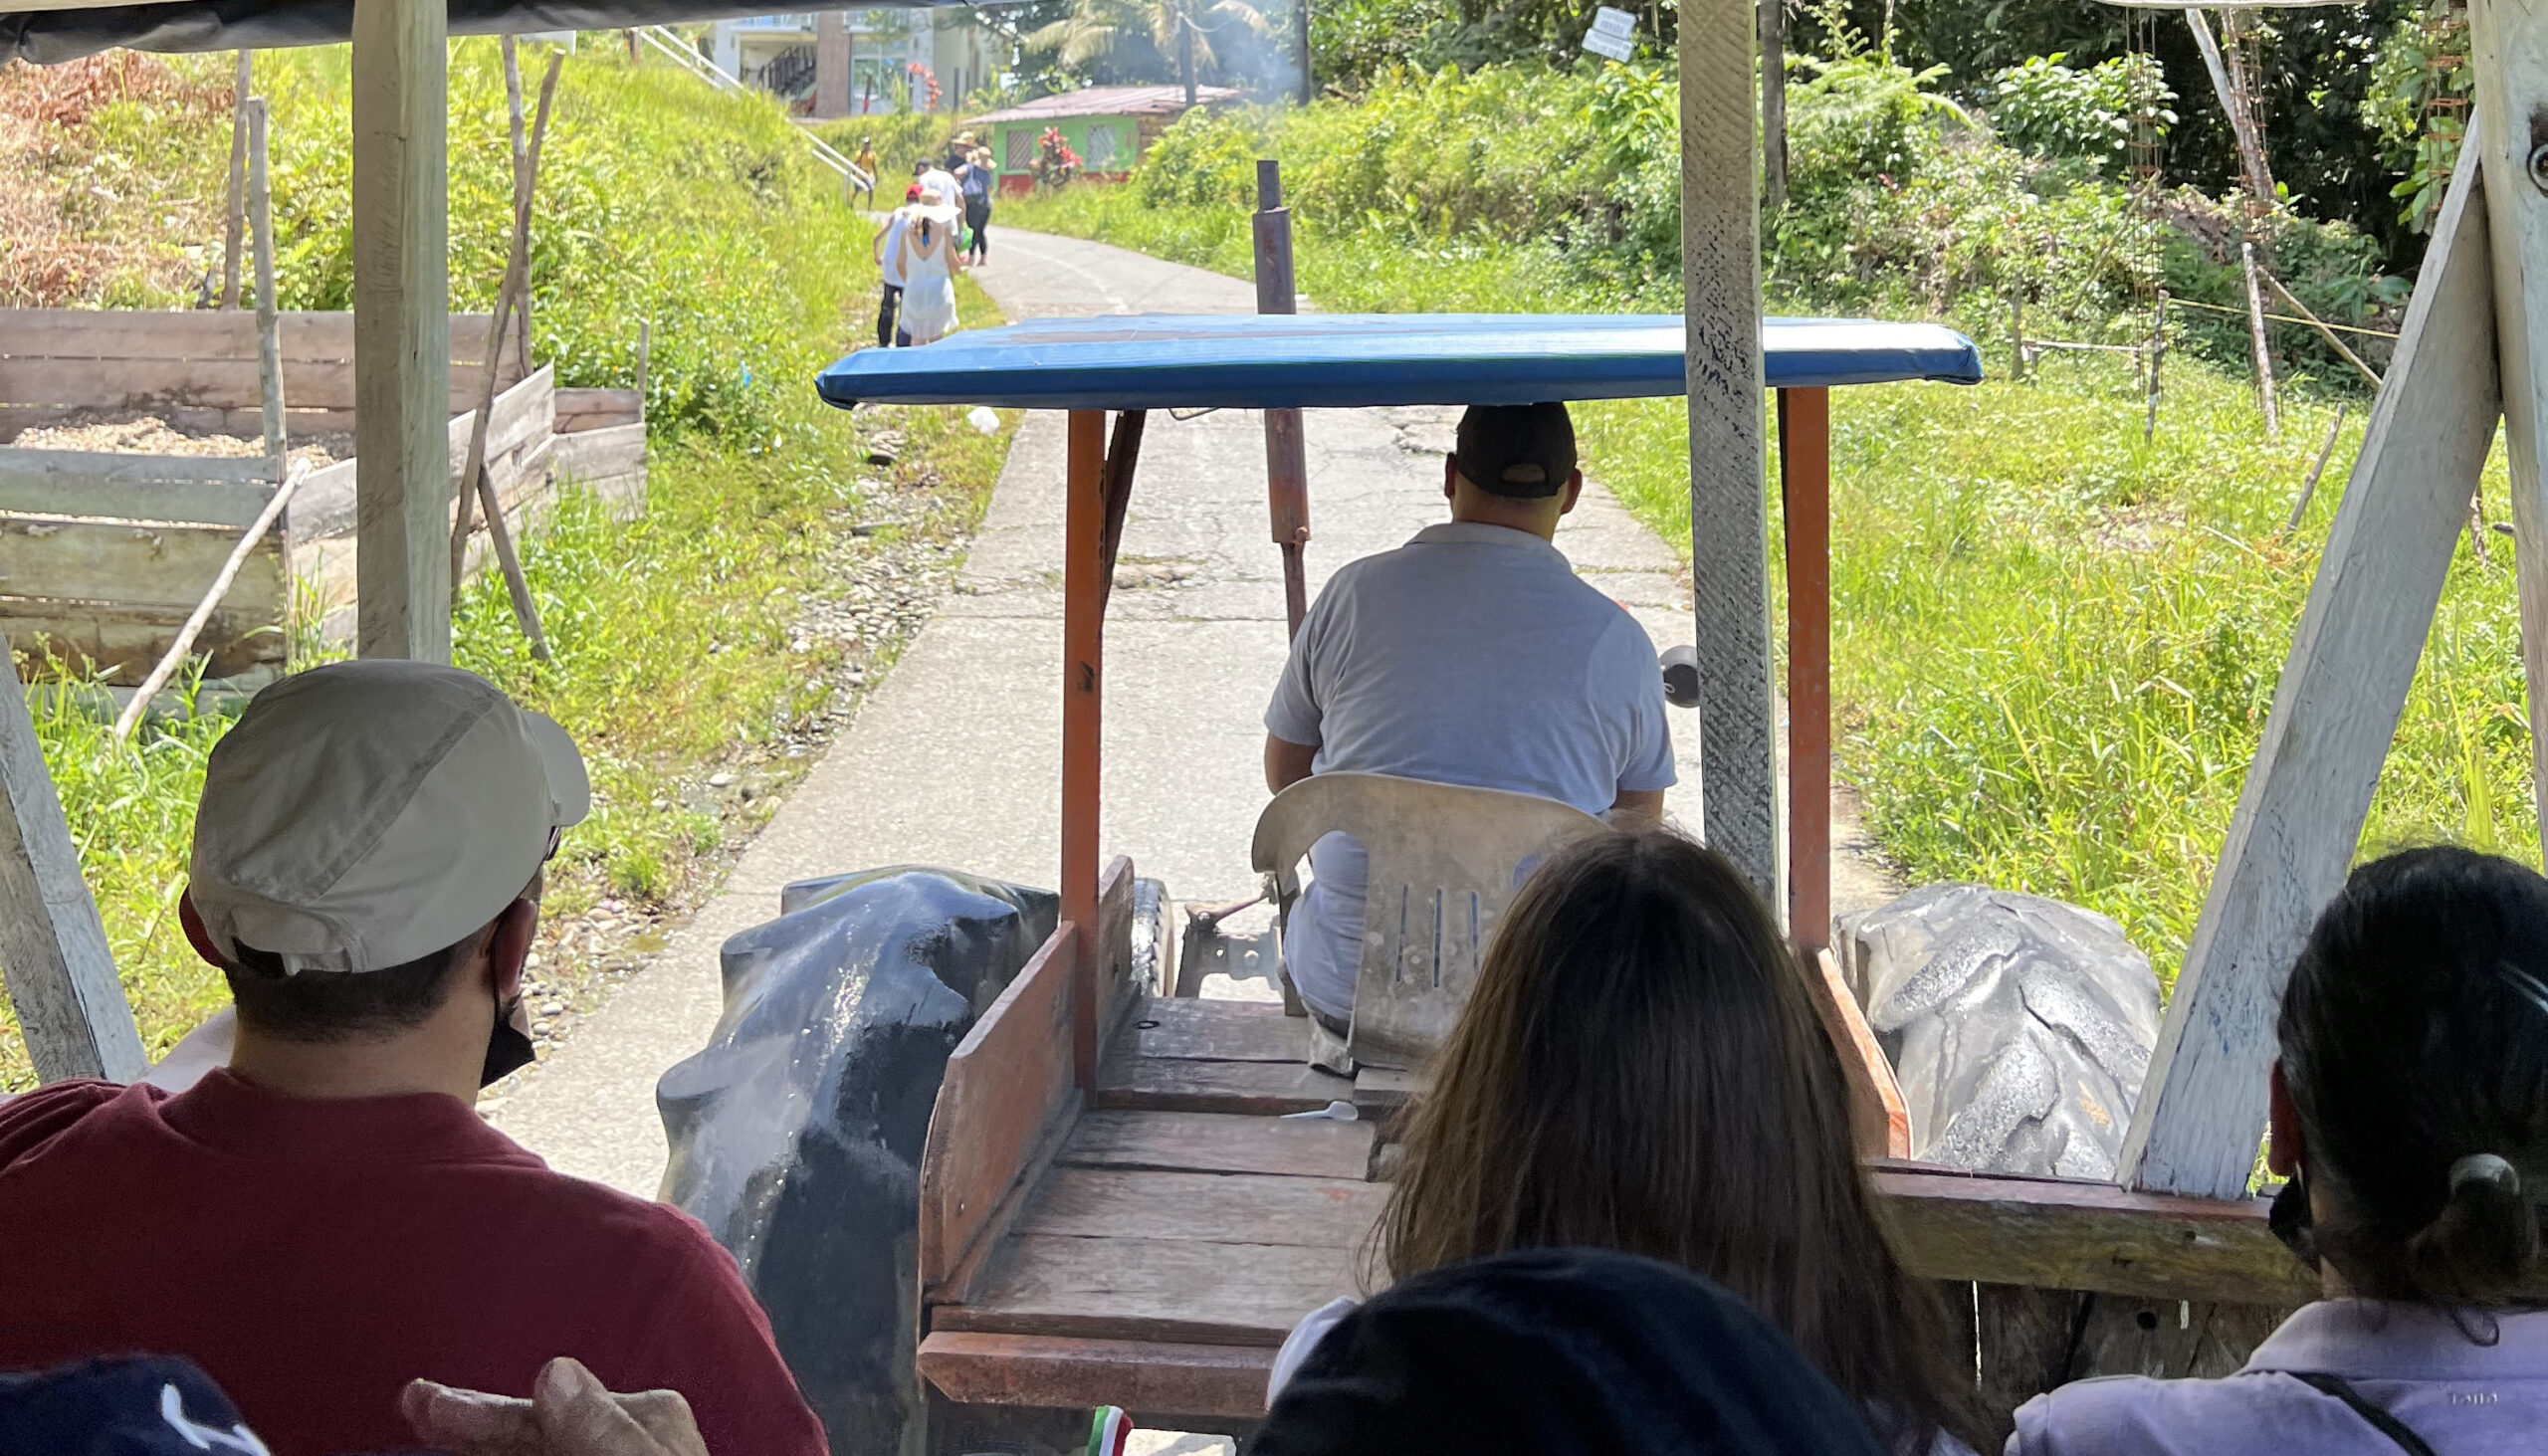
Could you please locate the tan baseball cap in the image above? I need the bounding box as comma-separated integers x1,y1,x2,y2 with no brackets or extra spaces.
188,660,590,974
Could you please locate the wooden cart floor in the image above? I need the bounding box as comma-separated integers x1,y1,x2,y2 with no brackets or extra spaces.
919,996,1387,1418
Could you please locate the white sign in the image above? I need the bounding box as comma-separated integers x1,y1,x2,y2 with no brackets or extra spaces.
1584,6,1636,61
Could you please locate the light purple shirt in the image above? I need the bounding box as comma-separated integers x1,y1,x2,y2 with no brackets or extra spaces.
2011,1300,2548,1455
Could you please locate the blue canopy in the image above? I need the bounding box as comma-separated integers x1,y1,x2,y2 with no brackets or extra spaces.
816,313,1984,412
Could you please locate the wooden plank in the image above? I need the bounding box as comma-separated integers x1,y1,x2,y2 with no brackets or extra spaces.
1807,946,1911,1158
0,310,497,366
0,518,285,615
6,603,287,684
0,349,505,416
921,924,1083,1293
1875,1165,2316,1304
351,0,452,663
0,450,276,527
1095,1053,1354,1115
287,458,362,546
918,1332,1275,1420
553,387,643,432
2471,0,2548,856
937,1234,1358,1347
1060,1110,1375,1180
1121,994,1307,1062
1017,1166,1386,1248
1,405,363,440
2119,155,2504,1199
0,666,144,1083
1351,1065,1423,1118
1096,854,1140,1052
550,421,646,486
1680,0,1778,902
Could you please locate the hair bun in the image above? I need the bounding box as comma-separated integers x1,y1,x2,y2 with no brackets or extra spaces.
2406,1152,2540,1301
2451,1153,2521,1198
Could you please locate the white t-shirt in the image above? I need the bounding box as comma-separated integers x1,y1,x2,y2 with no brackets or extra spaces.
876,207,914,289
1262,520,1675,1021
919,167,959,207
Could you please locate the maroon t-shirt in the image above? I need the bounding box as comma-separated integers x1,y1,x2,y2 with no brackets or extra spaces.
0,1072,827,1456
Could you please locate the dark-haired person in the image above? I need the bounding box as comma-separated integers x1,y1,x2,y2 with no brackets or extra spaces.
1253,1248,1890,1456
2012,845,2548,1454
1268,828,1989,1456
1263,403,1674,1053
0,662,825,1456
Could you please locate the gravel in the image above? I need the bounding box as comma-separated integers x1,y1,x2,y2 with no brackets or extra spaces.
10,413,351,471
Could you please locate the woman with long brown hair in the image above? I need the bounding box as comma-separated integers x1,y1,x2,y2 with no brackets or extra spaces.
1273,825,1985,1455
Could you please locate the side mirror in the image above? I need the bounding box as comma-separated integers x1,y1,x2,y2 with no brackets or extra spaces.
1660,645,1700,710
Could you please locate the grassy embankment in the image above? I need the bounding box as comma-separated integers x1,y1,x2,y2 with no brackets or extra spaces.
1000,93,2527,984
0,46,1007,1089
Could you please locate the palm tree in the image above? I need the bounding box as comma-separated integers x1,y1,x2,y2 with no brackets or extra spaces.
1028,0,1269,107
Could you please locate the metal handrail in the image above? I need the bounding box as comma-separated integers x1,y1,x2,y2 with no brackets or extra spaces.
634,25,875,193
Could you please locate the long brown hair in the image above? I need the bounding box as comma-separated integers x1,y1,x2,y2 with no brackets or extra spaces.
1378,826,1985,1455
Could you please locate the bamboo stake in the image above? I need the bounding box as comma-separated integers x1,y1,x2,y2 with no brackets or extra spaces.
2185,7,2275,207
220,51,250,310
2240,240,2281,444
112,462,311,744
450,48,561,662
2145,290,2167,442
2260,271,2384,388
2283,405,2345,536
504,39,533,379
249,100,286,479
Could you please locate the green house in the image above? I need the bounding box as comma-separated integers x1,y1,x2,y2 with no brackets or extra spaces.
968,85,1243,194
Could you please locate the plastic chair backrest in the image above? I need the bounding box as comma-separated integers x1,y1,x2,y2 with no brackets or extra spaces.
1251,772,1605,1068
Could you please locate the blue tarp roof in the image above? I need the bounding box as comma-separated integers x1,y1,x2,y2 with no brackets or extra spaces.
816,313,1985,412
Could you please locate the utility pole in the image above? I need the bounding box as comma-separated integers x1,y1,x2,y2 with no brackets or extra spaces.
1297,0,1313,103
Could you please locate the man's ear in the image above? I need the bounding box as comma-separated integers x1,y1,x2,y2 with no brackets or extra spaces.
1559,469,1586,516
1443,455,1461,504
178,890,226,970
2267,1059,2306,1178
486,897,538,1001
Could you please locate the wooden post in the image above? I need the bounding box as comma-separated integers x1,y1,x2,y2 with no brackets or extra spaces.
1760,0,1788,215
1296,0,1314,104
248,100,287,480
1682,0,1779,904
351,0,452,663
2283,405,2346,536
2240,240,2282,444
1063,409,1107,1089
503,38,533,379
0,668,144,1085
2119,157,2502,1198
2472,0,2548,855
1781,387,1831,953
1255,160,1312,636
221,51,251,311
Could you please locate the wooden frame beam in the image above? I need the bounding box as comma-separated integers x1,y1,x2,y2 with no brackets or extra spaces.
351,0,452,662
0,670,143,1084
1063,410,1107,1089
2120,154,2503,1197
1779,386,1831,952
1681,0,1778,904
2471,0,2548,855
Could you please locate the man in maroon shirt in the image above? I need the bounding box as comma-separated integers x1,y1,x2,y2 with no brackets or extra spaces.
0,662,826,1456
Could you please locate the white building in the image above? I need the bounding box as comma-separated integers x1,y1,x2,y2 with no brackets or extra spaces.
706,10,1008,115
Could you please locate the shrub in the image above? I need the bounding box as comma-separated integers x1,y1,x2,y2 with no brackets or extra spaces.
1134,107,1265,209
1986,53,2176,176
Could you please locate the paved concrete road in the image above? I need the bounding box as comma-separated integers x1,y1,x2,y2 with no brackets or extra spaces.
487,229,1888,1195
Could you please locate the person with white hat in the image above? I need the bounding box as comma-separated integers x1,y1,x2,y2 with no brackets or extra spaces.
0,662,826,1456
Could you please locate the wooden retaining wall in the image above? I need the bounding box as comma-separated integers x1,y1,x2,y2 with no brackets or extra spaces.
0,308,521,438
0,308,651,681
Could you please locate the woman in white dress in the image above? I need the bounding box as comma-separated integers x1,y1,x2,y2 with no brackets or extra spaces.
892,189,964,346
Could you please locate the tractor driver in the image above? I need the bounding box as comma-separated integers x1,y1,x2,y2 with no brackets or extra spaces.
1262,401,1675,1058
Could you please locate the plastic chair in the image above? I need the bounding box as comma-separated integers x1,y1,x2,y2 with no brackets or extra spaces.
1251,772,1605,1070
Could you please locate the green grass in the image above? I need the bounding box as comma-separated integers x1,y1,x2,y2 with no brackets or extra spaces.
0,43,1013,1090
1002,179,2522,986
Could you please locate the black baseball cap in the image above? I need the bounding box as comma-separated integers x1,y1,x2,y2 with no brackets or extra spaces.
1452,402,1578,499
